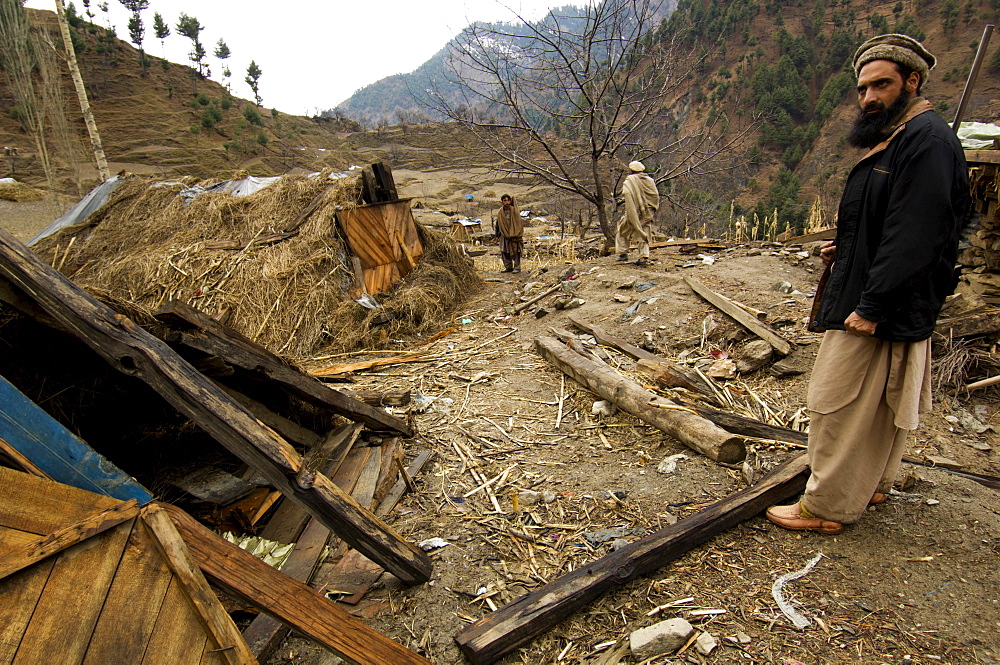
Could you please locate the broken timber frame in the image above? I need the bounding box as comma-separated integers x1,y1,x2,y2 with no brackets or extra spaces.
156,300,413,437
0,227,431,585
534,335,746,463
454,454,810,664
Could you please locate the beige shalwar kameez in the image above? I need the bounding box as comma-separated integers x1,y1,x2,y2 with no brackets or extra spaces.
802,330,931,524
615,173,659,258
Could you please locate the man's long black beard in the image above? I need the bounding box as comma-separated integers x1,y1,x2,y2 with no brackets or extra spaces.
847,91,913,148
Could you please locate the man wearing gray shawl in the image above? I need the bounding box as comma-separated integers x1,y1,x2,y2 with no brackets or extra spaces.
615,161,660,266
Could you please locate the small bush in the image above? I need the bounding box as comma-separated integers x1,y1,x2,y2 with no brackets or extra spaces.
256,131,268,146
189,124,201,134
243,106,263,126
193,92,210,106
220,95,232,110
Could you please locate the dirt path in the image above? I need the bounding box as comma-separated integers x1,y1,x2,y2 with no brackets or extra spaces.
272,243,1000,665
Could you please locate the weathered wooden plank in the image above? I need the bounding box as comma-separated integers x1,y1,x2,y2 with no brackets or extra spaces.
302,422,363,473
139,579,210,665
82,514,174,665
0,500,139,581
0,373,152,503
163,503,433,665
0,559,54,665
0,233,429,584
376,450,433,518
0,525,38,552
0,434,50,479
156,300,412,437
535,336,746,463
683,276,794,356
13,520,133,665
454,454,810,664
0,466,120,536
141,505,257,665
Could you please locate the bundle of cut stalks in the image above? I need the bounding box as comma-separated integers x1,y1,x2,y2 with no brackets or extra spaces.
33,172,482,360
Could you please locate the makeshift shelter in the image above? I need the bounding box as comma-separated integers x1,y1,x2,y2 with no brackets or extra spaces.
27,162,473,359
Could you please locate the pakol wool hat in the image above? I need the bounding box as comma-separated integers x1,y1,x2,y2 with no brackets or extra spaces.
853,33,936,83
628,161,645,172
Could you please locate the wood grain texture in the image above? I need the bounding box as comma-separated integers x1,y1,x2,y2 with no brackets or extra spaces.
683,276,793,355
0,466,120,536
163,503,432,665
139,579,210,665
141,505,257,665
0,500,139,581
0,559,54,665
13,520,133,665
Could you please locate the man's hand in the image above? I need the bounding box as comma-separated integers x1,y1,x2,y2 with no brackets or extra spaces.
844,311,877,336
819,241,836,267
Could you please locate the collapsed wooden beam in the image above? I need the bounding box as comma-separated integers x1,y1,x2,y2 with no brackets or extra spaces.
683,276,793,356
454,454,809,665
162,503,432,665
534,336,746,463
0,228,431,585
156,300,413,437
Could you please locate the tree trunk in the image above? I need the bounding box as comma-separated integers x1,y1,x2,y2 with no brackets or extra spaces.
53,0,110,182
534,336,746,463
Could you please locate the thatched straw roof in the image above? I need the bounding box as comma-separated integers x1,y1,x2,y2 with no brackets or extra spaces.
33,171,481,359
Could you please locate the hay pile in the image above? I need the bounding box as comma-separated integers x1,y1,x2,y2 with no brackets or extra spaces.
0,180,44,202
34,172,482,359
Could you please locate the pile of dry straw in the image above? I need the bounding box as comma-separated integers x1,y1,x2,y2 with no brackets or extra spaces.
34,171,481,359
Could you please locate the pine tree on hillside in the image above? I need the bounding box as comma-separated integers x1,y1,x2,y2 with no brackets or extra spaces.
152,11,169,56
245,60,262,106
214,38,232,91
176,12,206,92
119,0,149,75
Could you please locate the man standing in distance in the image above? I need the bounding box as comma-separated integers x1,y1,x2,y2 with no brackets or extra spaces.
616,161,660,266
495,194,524,274
767,34,969,534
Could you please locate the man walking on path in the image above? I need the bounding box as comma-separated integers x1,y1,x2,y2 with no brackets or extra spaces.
495,194,524,274
767,33,969,535
615,161,659,266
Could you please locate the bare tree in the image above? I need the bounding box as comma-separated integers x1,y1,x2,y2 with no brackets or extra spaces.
426,0,759,248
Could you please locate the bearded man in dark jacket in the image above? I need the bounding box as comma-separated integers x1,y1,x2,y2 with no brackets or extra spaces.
767,34,969,535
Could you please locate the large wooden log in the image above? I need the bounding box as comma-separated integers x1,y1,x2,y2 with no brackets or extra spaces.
0,228,431,585
454,454,809,664
565,314,718,402
156,300,413,437
534,336,745,463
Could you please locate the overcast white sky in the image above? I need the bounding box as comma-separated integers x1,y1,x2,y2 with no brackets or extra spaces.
25,0,570,115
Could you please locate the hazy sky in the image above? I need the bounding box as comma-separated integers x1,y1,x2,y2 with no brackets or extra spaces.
25,0,571,116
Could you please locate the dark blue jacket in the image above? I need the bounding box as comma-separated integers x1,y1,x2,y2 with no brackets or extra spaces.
814,101,969,341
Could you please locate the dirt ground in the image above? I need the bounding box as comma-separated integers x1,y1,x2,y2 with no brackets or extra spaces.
268,234,1000,665
2,191,997,665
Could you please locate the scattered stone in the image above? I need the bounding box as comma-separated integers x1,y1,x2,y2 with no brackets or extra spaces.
534,307,550,318
592,400,616,416
769,356,807,377
747,247,762,256
926,498,941,505
660,511,678,525
635,281,656,292
540,491,557,504
583,526,646,547
736,339,773,373
657,453,688,475
609,538,630,551
562,297,585,310
736,631,752,644
957,409,991,434
772,280,794,293
630,618,695,659
618,278,637,289
518,491,540,506
695,631,718,656
705,358,737,379
418,538,450,551
613,294,632,303
967,440,993,452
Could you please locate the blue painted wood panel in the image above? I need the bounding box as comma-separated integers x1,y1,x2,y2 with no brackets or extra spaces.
0,373,152,504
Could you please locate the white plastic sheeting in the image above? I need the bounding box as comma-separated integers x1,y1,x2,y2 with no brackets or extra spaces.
28,175,125,246
958,121,1000,149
